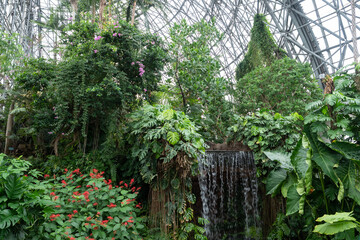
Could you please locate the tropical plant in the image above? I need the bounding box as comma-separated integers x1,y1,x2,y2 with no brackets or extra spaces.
235,14,286,80
234,14,322,116
0,154,42,239
164,18,233,142
13,16,166,158
304,67,360,142
313,212,360,237
37,168,145,239
128,104,206,238
235,57,322,116
265,70,360,239
228,111,304,176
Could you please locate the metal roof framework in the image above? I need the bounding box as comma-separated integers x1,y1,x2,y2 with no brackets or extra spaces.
1,0,359,83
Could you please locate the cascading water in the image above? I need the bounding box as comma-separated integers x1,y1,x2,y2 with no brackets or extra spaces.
198,151,260,240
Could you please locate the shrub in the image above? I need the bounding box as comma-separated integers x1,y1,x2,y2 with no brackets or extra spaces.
0,154,42,239
38,168,145,239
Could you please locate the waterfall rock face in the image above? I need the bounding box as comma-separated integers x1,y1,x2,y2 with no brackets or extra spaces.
199,151,260,240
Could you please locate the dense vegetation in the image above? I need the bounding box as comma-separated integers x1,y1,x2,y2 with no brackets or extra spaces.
1,1,360,239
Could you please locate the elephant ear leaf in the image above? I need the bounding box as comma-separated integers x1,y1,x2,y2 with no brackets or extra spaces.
264,151,293,170
304,126,341,184
286,184,301,216
313,212,358,235
328,141,360,163
167,131,180,145
5,174,25,200
266,169,287,195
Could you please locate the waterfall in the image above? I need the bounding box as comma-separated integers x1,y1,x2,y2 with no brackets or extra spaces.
198,151,260,240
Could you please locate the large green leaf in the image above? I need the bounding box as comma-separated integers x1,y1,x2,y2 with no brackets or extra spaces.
313,222,357,235
305,126,341,184
0,209,20,229
4,174,25,200
328,141,360,163
264,151,293,170
167,131,180,145
336,159,360,205
291,138,310,179
266,169,287,195
281,173,297,198
286,185,301,216
316,212,356,223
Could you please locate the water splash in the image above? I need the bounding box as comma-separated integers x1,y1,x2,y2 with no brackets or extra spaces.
199,151,259,240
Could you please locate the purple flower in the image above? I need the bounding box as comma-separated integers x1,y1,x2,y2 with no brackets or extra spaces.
144,88,147,92
139,67,145,77
118,33,122,37
61,133,65,135
151,41,155,45
131,62,135,65
94,50,98,53
70,42,73,45
114,26,118,28
94,36,102,41
54,116,58,119
48,132,53,135
113,33,117,37
69,17,73,21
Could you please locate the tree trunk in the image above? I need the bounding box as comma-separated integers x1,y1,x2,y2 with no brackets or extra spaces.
131,0,137,25
4,102,15,154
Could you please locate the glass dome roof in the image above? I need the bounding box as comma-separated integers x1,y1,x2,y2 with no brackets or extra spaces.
2,0,359,84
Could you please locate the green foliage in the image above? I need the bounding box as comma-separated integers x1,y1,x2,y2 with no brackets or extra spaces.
0,154,42,239
128,104,206,236
267,213,291,240
305,68,360,142
129,104,205,184
164,18,233,142
229,111,303,175
235,14,286,80
13,16,166,158
38,168,145,239
265,68,360,237
314,212,359,236
235,57,322,115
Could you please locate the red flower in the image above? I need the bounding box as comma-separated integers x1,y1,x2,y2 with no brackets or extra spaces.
86,216,92,221
50,192,56,196
93,202,98,206
54,196,59,201
69,237,75,240
73,210,78,214
61,180,67,187
124,183,128,188
93,169,98,173
55,205,61,208
64,168,68,173
130,179,134,185
97,212,100,215
44,174,50,178
107,203,116,208
68,214,73,220
101,220,109,225
107,216,113,220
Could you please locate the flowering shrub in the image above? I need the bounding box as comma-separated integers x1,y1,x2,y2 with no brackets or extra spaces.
39,168,145,239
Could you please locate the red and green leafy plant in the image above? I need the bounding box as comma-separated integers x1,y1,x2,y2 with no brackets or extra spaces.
38,168,145,240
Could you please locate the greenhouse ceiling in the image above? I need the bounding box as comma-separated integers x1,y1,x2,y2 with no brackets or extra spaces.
1,0,359,82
